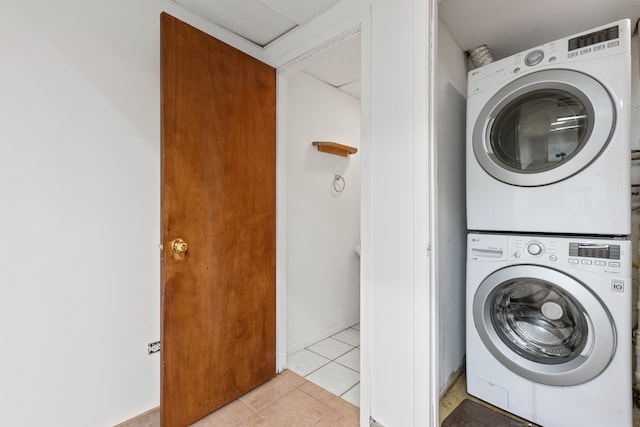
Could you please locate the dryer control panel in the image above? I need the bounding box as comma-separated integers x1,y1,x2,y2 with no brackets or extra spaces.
568,24,619,52
467,19,631,96
467,233,631,276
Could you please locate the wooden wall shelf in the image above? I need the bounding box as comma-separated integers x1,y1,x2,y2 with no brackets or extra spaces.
312,141,358,157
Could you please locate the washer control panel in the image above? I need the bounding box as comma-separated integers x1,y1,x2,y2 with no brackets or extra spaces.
511,238,556,262
467,233,631,276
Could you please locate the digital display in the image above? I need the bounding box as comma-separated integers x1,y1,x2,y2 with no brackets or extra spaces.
568,25,619,51
569,243,620,260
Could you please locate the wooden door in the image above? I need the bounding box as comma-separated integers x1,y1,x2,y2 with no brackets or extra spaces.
160,13,276,427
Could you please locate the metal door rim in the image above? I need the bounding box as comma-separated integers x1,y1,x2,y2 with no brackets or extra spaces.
472,69,615,187
473,264,616,386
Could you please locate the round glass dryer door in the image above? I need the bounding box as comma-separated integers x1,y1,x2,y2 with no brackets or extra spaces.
473,265,616,386
473,69,615,186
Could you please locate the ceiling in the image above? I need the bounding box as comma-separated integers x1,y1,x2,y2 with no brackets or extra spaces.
172,0,361,98
439,0,640,61
171,0,640,98
299,33,361,99
173,0,342,46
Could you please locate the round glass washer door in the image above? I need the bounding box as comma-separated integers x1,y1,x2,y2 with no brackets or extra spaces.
473,265,616,386
473,69,615,187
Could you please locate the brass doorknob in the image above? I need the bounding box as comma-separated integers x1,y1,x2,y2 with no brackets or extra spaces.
171,238,188,255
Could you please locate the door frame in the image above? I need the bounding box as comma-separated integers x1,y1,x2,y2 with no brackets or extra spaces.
274,8,372,423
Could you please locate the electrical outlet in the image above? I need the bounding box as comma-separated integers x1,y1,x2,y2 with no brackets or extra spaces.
148,341,161,354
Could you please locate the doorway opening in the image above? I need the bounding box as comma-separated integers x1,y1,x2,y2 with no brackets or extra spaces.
279,32,362,408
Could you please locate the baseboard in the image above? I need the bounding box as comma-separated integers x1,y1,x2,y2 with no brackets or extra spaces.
113,406,159,426
287,312,360,355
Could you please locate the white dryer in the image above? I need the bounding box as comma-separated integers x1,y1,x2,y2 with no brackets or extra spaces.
466,232,632,427
466,20,632,235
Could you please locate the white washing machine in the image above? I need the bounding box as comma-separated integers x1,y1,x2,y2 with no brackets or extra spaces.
466,232,632,427
466,20,632,235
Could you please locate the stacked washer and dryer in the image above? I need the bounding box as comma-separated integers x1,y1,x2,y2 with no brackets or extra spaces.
465,20,634,426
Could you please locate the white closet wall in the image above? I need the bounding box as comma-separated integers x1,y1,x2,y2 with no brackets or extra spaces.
436,19,468,394
286,71,361,354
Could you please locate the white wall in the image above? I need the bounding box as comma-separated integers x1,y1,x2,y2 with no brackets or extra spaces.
435,20,467,394
286,71,361,353
0,1,163,425
366,0,431,425
0,0,435,425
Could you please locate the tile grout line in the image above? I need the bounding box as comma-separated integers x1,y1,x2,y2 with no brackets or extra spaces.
332,359,360,374
305,345,358,369
303,361,333,378
286,326,361,408
237,397,268,424
304,345,355,362
339,381,360,397
331,337,360,346
246,375,337,426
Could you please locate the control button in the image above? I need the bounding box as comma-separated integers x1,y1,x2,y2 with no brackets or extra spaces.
568,258,579,264
548,56,557,63
526,242,544,256
525,49,544,66
595,260,606,266
608,41,620,48
609,261,620,267
594,45,605,51
513,67,521,73
581,259,593,265
514,252,521,258
580,48,591,55
549,255,557,261
568,51,579,58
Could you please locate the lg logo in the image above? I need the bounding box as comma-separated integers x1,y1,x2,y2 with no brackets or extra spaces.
611,280,624,292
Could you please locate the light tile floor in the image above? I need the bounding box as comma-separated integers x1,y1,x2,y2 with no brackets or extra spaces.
286,324,361,407
117,370,359,427
118,326,361,427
